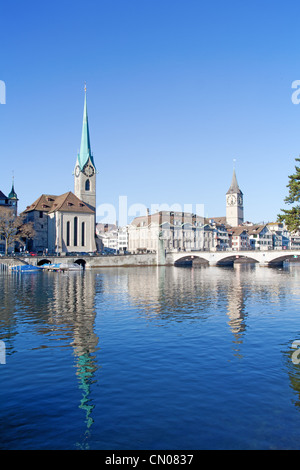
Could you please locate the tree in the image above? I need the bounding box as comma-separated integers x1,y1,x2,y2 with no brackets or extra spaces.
278,157,300,232
0,208,35,255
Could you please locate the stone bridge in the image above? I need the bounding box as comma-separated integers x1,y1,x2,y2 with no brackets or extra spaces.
166,249,300,267
0,249,299,270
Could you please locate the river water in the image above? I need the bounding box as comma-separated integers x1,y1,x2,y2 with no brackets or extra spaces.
0,264,300,450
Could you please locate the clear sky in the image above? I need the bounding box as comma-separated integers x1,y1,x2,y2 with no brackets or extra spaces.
1,0,300,224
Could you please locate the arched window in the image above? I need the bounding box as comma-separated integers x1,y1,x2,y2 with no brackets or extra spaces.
85,179,90,191
66,221,70,246
74,217,78,246
81,222,85,246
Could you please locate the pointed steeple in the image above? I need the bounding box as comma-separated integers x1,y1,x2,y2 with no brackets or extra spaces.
227,168,242,195
8,175,18,200
77,85,95,170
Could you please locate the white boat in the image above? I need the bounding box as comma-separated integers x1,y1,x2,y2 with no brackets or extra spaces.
42,262,83,272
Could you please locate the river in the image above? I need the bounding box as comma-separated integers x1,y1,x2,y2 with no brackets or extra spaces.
0,264,300,450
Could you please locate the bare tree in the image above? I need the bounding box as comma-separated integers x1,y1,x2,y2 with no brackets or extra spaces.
0,208,35,255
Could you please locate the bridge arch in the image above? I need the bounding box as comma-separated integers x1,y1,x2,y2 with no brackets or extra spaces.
37,259,52,266
174,255,209,267
216,255,259,267
268,254,300,267
74,258,86,269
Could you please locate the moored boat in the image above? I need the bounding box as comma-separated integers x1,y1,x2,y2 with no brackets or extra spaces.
42,262,83,272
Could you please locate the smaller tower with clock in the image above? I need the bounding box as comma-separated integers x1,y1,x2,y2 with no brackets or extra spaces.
74,87,96,212
226,168,244,227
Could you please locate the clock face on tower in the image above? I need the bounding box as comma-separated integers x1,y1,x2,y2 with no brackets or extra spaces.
83,163,95,177
238,195,243,205
227,195,236,205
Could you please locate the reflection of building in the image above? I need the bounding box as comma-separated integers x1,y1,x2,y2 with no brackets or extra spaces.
225,264,248,357
22,90,97,254
48,271,99,440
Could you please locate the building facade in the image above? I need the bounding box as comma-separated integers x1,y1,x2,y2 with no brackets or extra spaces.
128,211,213,253
96,223,129,253
247,224,273,250
229,227,250,251
23,192,96,253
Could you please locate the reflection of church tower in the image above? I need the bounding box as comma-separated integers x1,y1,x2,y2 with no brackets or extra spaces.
226,264,249,358
226,168,244,227
74,86,97,213
49,272,99,444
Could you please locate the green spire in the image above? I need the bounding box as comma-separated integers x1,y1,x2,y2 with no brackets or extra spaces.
8,176,18,200
77,85,95,170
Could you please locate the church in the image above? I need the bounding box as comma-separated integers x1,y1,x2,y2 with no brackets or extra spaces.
23,89,97,254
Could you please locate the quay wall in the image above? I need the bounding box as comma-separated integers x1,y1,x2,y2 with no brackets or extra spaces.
0,253,161,269
1,249,300,270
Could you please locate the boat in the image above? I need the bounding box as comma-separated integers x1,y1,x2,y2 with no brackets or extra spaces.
42,262,83,272
9,264,42,273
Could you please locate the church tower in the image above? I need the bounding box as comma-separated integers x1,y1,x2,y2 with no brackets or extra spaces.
8,177,18,216
74,87,96,212
226,168,244,227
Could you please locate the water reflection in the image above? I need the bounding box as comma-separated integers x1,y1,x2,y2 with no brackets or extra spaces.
48,271,99,445
0,270,100,445
2,264,300,449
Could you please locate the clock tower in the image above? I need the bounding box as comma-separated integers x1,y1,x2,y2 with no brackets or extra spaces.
226,168,244,227
74,87,96,212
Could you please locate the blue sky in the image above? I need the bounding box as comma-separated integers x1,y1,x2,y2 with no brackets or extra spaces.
1,0,300,223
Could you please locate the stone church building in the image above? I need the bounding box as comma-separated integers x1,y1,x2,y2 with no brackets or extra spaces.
23,90,97,254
